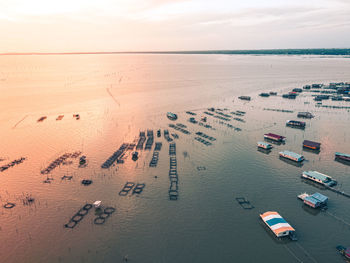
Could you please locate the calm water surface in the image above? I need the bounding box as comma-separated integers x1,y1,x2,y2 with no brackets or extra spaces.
0,54,350,263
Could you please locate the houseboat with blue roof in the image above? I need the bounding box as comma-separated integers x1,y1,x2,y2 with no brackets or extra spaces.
298,192,328,208
260,211,297,240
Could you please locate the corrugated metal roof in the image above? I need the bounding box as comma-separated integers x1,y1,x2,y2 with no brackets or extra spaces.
260,211,295,236
303,171,331,182
304,196,320,205
335,152,350,158
280,150,303,160
311,192,328,203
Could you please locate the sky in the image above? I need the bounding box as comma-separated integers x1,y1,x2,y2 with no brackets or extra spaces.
0,0,350,52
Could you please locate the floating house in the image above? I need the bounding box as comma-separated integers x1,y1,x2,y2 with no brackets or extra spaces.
258,142,273,150
286,120,306,128
260,211,297,240
335,152,350,162
303,140,321,151
264,133,286,142
279,151,304,162
302,171,337,187
298,192,328,208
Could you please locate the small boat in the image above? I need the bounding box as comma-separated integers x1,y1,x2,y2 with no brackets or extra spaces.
257,142,273,150
335,152,350,162
336,245,350,259
279,150,304,162
264,133,286,142
259,93,270,97
238,96,251,101
297,112,314,118
286,120,306,128
302,171,337,187
260,211,297,240
132,152,139,161
37,116,47,122
303,140,321,150
79,156,87,165
167,112,177,121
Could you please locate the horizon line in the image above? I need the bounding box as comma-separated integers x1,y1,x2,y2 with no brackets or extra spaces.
1,48,350,56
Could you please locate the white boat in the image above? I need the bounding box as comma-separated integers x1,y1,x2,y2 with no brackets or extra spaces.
279,150,304,162
302,171,337,187
167,112,177,121
257,141,273,150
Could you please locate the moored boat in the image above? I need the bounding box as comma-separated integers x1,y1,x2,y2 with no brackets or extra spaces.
336,245,350,259
297,112,314,118
257,141,273,150
298,192,328,208
286,120,306,128
238,96,251,101
335,152,350,162
264,133,285,142
279,150,304,162
303,140,321,151
302,171,337,187
167,112,178,121
132,151,139,161
259,93,270,97
260,211,297,240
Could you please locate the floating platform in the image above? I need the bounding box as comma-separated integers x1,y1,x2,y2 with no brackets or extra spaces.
168,124,190,135
64,204,92,229
149,151,159,167
235,197,254,209
164,129,173,142
195,132,216,141
0,157,26,172
119,182,135,196
194,137,212,146
154,142,162,151
169,143,176,155
41,152,81,174
145,130,154,150
136,132,146,150
101,144,128,169
132,183,145,194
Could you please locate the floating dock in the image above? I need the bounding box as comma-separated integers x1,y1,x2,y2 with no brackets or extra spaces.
0,157,26,172
195,131,216,141
101,144,128,169
136,132,146,150
41,152,81,174
235,197,254,209
119,182,135,196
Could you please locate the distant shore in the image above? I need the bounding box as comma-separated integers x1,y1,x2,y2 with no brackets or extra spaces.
1,48,350,56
